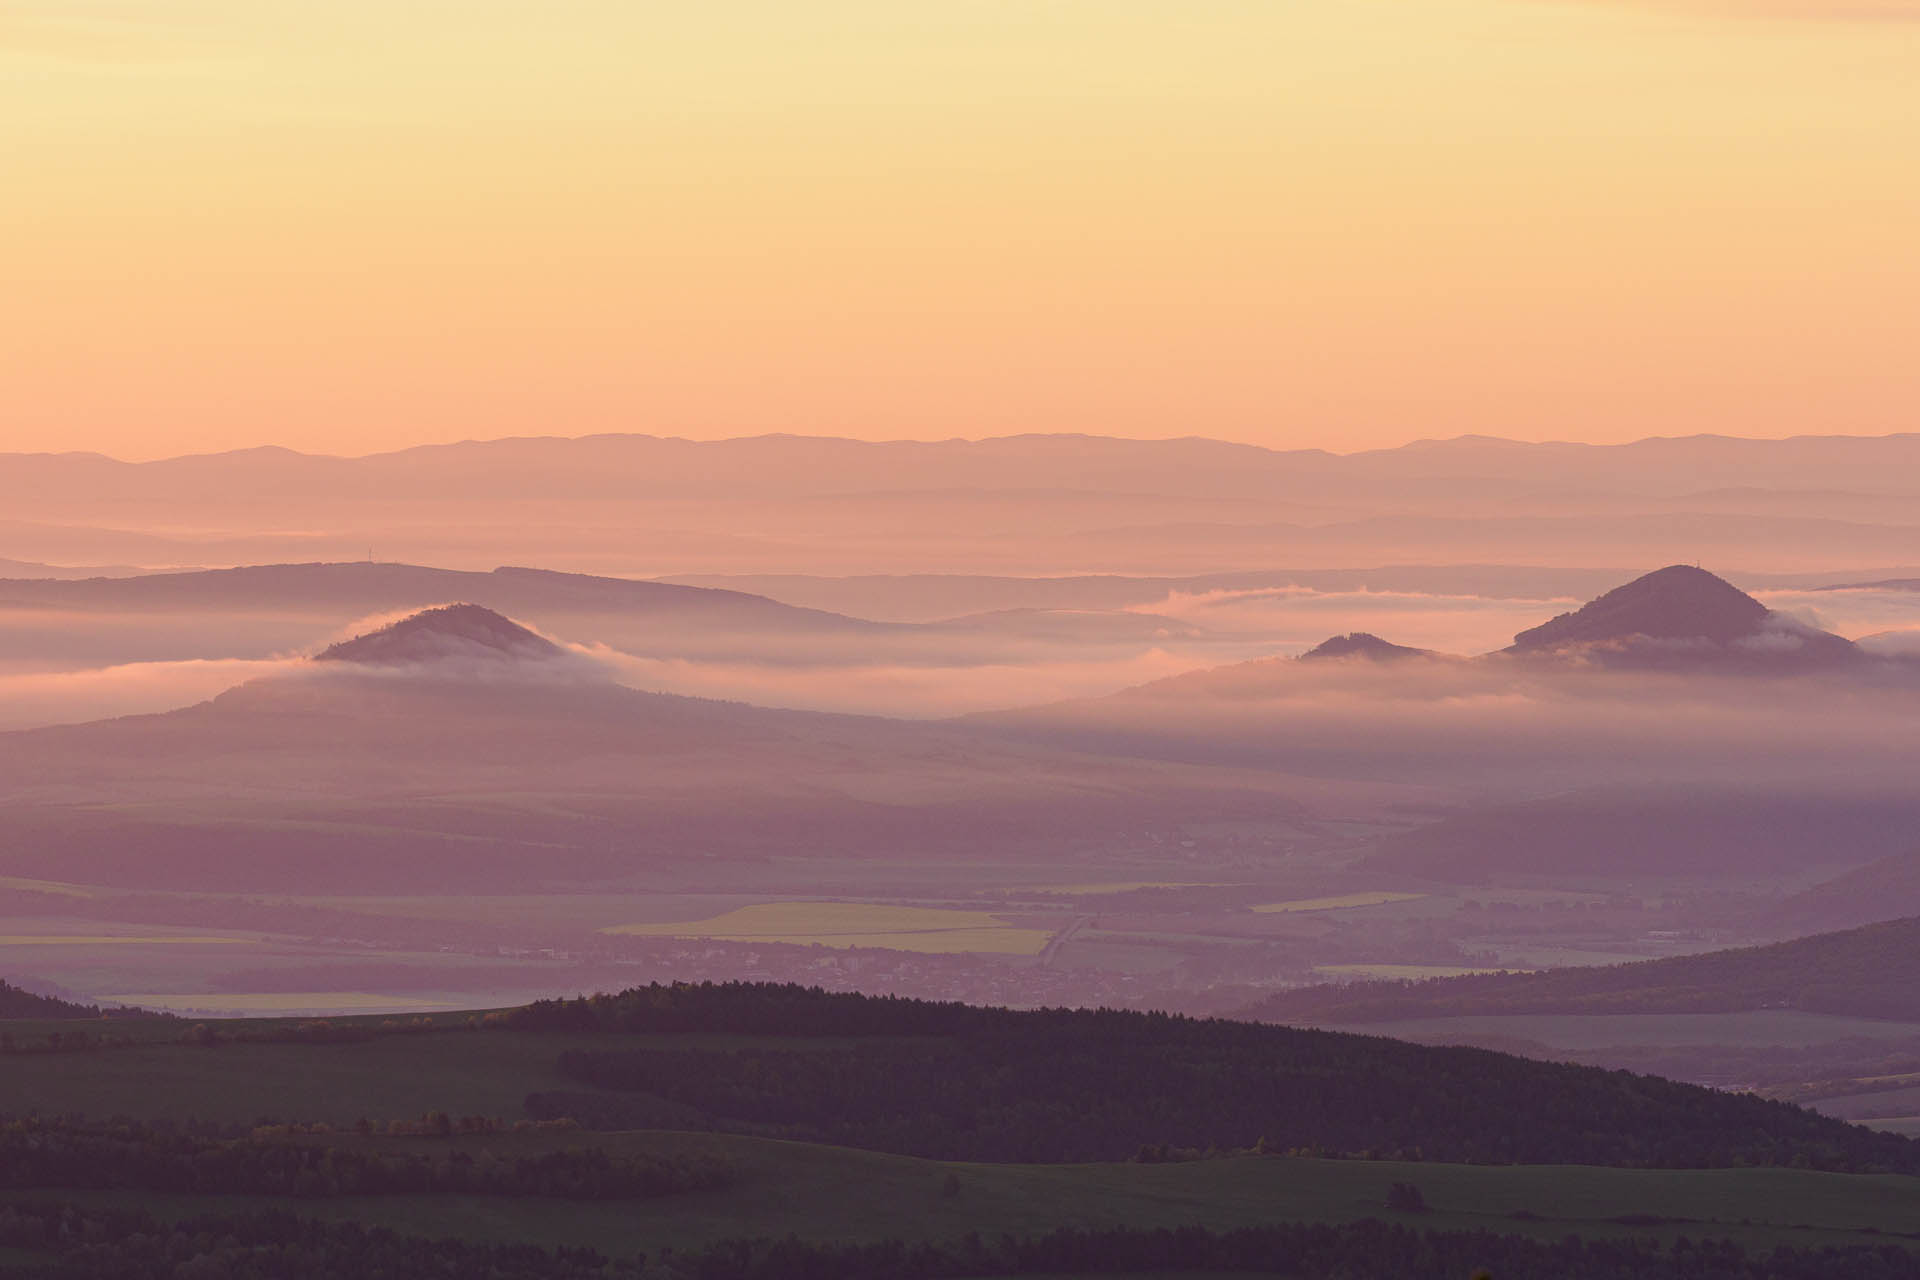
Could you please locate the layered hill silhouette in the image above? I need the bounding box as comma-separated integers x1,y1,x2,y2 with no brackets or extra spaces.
999,566,1872,698
962,566,1920,878
971,566,1889,741
0,561,876,634
10,431,1920,507
1239,915,1920,1025
9,432,1920,574
0,605,1355,894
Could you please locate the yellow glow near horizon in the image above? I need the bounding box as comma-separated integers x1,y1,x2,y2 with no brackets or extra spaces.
3,1,1916,459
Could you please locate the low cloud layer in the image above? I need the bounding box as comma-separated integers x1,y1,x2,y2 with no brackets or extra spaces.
591,646,1210,718
5,585,1920,728
0,658,296,731
998,652,1920,795
1131,587,1581,655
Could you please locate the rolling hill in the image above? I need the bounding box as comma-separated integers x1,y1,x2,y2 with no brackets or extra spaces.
1771,851,1920,936
0,560,877,633
1238,916,1920,1025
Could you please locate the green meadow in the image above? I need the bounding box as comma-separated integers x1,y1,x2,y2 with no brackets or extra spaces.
2,1015,1920,1263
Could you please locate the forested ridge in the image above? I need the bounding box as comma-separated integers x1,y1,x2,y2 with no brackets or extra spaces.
505,983,1920,1170
0,980,125,1021
1240,916,1920,1023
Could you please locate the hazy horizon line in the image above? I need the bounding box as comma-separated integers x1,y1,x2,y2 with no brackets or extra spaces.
13,427,1920,468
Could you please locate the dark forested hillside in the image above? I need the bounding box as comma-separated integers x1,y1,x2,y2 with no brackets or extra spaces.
1239,916,1920,1024
502,983,1920,1171
0,980,115,1021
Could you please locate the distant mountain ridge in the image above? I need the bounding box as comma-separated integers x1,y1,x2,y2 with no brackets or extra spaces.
10,430,1920,501
8,432,1920,575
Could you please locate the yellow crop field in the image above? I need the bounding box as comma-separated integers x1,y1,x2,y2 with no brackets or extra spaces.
1253,892,1427,914
0,935,257,946
603,902,1052,955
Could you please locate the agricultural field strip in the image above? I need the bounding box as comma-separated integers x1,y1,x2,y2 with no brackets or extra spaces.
0,935,257,946
600,902,1055,954
1253,892,1427,914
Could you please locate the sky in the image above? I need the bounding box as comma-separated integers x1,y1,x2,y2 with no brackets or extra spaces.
3,0,1916,461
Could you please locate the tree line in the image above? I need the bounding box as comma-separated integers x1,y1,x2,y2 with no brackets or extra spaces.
4,1200,1920,1280
0,979,151,1022
0,1116,733,1200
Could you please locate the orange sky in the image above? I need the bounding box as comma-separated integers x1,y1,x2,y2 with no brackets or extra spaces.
3,1,1916,460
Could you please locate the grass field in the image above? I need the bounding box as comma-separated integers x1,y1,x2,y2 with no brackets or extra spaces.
3,1130,1916,1260
6,1014,1920,1263
293,890,765,930
1048,940,1186,974
601,902,1054,955
1013,882,1227,896
0,1026,881,1124
100,992,473,1014
0,934,256,946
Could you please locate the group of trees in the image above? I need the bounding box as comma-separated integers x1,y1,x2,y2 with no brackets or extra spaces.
3,1202,1919,1280
497,982,1016,1037
0,980,143,1022
510,982,1920,1171
0,1117,734,1201
0,1204,630,1279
